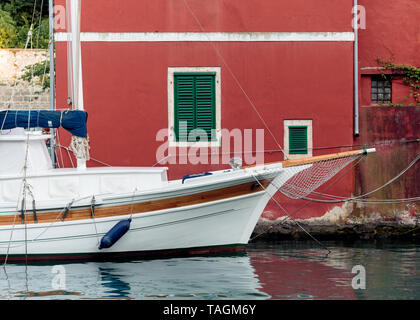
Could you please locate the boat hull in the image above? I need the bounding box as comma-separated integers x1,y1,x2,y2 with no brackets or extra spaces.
0,244,247,263
0,184,273,263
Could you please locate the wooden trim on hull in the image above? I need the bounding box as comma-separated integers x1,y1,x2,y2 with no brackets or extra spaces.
0,179,272,226
0,244,247,263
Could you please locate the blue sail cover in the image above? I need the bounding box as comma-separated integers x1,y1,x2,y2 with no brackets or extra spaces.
0,110,88,138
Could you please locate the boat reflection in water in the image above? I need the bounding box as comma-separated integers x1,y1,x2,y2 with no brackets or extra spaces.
2,241,418,300
94,254,269,300
0,247,359,300
0,253,268,300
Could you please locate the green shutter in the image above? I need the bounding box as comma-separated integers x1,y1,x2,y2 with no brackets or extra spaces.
289,126,308,154
195,75,216,141
174,75,195,142
174,73,216,142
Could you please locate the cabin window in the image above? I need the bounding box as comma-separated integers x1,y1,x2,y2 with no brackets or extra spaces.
283,120,313,160
168,67,221,147
371,76,392,104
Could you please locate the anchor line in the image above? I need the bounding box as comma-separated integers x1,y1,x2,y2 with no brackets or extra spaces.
248,171,331,255
250,155,365,241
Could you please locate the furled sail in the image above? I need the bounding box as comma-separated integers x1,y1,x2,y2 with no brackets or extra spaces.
0,109,88,138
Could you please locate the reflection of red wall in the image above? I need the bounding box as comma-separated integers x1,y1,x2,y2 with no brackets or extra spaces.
250,254,357,299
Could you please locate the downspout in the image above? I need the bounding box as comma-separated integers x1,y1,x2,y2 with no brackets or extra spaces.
353,0,359,136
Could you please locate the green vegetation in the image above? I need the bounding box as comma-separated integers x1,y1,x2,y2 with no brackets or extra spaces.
0,0,49,49
377,57,420,106
19,60,50,90
0,1,50,90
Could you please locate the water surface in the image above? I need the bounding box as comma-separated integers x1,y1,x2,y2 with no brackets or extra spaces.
0,241,418,300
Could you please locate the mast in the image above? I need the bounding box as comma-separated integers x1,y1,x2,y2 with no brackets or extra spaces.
68,0,86,169
69,0,84,111
49,0,56,167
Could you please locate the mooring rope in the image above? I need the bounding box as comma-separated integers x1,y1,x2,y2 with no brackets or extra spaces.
248,171,331,255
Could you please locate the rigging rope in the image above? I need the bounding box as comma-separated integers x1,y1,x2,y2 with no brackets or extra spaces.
248,171,331,255
276,153,420,204
3,0,45,268
182,0,288,159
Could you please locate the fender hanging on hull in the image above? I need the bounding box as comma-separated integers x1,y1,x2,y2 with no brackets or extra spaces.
99,218,131,250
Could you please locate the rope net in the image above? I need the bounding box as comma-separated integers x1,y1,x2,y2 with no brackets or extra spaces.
276,153,364,199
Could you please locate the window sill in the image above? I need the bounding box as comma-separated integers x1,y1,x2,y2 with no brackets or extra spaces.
362,104,414,108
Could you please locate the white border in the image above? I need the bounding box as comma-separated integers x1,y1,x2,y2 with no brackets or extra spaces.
55,32,355,42
168,67,222,147
283,120,313,160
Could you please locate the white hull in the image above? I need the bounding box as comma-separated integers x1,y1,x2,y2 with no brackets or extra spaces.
0,131,373,262
0,191,268,260
0,161,288,262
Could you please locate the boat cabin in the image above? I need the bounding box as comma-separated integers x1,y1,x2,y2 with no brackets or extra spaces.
0,129,168,206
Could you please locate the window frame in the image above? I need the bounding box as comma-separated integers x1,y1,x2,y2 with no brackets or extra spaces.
283,120,313,160
168,67,221,147
370,75,392,104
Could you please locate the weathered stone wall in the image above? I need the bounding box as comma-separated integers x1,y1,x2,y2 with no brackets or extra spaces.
253,106,420,240
354,106,420,221
0,49,50,110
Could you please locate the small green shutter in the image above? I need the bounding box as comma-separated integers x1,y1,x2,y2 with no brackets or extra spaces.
174,73,216,142
289,126,308,154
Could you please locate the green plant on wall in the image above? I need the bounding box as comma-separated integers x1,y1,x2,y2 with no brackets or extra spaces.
377,57,420,106
19,60,50,91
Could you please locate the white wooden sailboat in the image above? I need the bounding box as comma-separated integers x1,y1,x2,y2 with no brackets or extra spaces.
0,126,374,262
0,1,375,262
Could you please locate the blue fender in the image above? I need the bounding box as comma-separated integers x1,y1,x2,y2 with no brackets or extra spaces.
99,218,132,250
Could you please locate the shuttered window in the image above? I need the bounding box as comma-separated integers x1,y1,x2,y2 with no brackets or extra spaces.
289,126,308,154
174,73,216,142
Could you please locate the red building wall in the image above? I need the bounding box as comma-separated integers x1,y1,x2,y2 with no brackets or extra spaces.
55,0,358,220
358,0,419,107
354,0,420,220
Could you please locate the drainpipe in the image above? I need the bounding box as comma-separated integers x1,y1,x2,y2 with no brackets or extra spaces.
49,0,56,167
353,0,359,136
